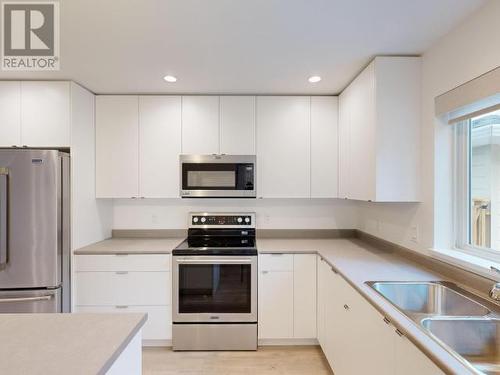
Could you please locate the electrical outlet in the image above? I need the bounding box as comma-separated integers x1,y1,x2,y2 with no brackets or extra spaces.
410,225,419,243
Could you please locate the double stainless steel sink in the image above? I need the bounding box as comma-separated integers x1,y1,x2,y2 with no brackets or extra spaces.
366,281,500,374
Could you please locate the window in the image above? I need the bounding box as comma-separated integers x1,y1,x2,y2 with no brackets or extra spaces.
455,109,500,261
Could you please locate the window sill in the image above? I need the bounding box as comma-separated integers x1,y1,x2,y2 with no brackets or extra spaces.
429,247,500,281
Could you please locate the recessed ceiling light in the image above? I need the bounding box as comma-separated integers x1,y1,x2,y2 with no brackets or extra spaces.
308,76,321,83
163,75,177,83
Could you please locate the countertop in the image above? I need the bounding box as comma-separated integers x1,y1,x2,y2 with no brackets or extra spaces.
74,237,184,254
0,313,147,375
259,238,477,374
74,236,485,373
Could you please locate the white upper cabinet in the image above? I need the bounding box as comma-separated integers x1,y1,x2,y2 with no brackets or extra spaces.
220,96,255,155
339,56,421,202
139,96,181,198
257,96,311,198
21,81,71,147
96,96,139,198
0,82,21,147
338,88,351,199
181,96,220,154
311,96,339,198
348,63,376,201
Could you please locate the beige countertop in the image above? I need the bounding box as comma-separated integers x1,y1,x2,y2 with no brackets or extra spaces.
74,237,184,254
0,313,146,375
74,235,485,373
258,238,477,374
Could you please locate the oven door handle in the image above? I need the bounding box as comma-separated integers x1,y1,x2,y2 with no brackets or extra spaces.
175,258,253,264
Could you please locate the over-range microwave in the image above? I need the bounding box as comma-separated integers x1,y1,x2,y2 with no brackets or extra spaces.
179,154,256,198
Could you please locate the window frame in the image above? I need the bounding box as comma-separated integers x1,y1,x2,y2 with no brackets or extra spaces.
454,118,500,263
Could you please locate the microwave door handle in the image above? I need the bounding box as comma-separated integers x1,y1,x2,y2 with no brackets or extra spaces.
0,168,8,271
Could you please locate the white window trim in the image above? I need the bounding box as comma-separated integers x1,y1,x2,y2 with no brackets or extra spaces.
453,117,500,265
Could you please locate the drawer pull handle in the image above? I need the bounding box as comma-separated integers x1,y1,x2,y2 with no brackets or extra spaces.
115,305,129,309
383,317,391,325
115,271,128,275
395,329,404,337
261,270,269,274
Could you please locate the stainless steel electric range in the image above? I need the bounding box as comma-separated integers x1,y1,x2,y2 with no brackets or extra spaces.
172,212,258,351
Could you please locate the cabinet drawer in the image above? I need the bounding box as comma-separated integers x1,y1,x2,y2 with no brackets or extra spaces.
75,254,170,272
259,254,293,271
75,305,172,341
75,271,171,306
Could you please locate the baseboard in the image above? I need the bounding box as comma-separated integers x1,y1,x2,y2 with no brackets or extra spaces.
258,338,318,346
143,339,172,347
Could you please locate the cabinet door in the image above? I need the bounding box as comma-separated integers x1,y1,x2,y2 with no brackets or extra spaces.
338,89,351,199
220,96,255,154
21,81,70,147
324,269,350,374
181,96,219,154
311,97,339,198
395,333,445,375
258,270,293,339
0,81,21,147
343,283,395,375
256,96,310,198
349,63,376,201
293,254,317,338
96,96,139,198
316,257,329,348
139,96,181,198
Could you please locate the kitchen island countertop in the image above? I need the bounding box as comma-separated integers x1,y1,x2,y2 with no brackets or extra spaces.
0,313,146,375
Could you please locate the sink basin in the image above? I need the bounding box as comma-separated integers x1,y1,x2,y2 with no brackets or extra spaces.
367,281,490,316
422,318,500,374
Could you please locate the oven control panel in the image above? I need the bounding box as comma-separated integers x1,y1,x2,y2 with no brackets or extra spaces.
190,213,255,227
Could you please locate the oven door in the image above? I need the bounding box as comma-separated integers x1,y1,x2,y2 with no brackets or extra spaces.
172,255,257,323
179,155,256,198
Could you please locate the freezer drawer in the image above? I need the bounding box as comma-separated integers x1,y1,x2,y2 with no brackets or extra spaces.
0,288,61,313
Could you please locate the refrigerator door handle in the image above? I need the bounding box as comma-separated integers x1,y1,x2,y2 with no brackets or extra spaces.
0,168,8,271
0,295,53,303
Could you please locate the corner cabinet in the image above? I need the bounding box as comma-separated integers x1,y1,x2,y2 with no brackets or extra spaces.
339,56,421,202
258,253,317,342
317,256,444,375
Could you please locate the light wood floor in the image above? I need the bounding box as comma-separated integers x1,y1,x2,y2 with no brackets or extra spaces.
143,346,333,375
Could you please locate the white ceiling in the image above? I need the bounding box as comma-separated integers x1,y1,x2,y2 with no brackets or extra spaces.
0,0,486,94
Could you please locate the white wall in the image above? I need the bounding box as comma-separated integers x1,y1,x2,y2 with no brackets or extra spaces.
357,0,500,253
71,83,113,249
113,199,357,230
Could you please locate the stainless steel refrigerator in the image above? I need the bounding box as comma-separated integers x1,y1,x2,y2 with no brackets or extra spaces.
0,150,70,313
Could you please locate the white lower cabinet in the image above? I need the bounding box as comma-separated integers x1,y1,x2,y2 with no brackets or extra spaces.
317,255,443,375
258,267,294,339
74,254,172,344
258,253,316,341
395,333,445,375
